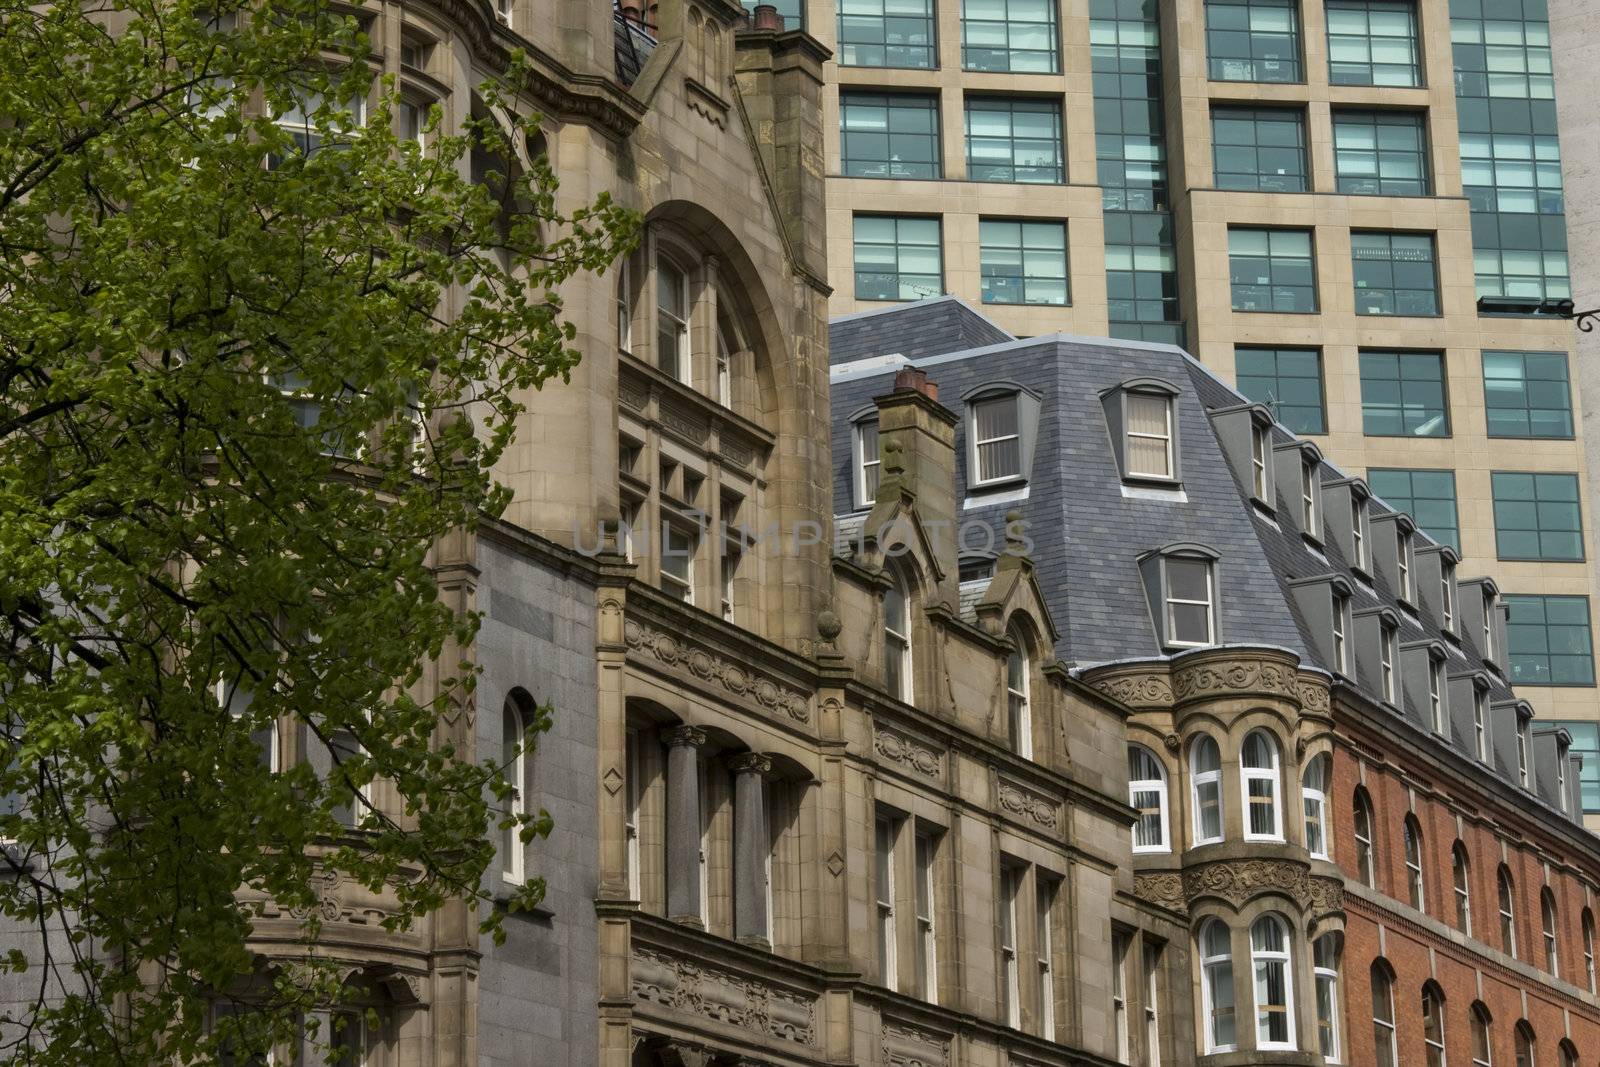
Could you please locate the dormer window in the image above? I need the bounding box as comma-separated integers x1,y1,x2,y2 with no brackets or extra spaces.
855,419,881,508
1351,495,1368,570
1251,421,1270,498
1473,686,1490,762
1333,589,1352,674
1428,653,1446,734
1482,590,1496,662
1441,561,1456,634
1301,459,1320,539
1517,715,1532,788
1167,558,1215,646
1397,527,1414,602
1104,379,1181,484
972,394,1022,484
1381,618,1399,703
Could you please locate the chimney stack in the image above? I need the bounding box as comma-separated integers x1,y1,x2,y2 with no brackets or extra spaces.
893,366,938,402
751,3,783,30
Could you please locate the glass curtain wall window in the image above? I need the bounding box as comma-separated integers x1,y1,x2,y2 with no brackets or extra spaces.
1129,746,1169,852
1252,916,1294,1050
1006,645,1032,758
1211,106,1308,191
1241,731,1283,840
1192,736,1224,844
1327,0,1421,85
1372,964,1399,1067
973,394,1023,483
1314,936,1340,1061
1404,816,1426,910
838,0,936,68
1334,110,1430,195
1126,392,1174,478
962,0,1060,72
1351,232,1440,316
979,219,1069,306
1367,468,1461,551
1492,472,1584,561
854,216,942,302
884,577,912,701
1302,755,1330,859
1423,985,1448,1067
1483,351,1574,439
1234,347,1325,434
1165,557,1215,646
1229,229,1317,312
1200,920,1237,1052
1454,843,1473,933
965,98,1064,183
840,93,941,179
1206,0,1302,82
1359,351,1449,437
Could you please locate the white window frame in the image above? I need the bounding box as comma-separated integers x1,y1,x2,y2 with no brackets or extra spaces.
719,544,738,624
697,760,710,923
1475,690,1490,762
1164,556,1215,648
1251,422,1269,499
1517,718,1532,788
1192,736,1224,845
1251,915,1296,1051
855,419,881,508
1332,591,1351,675
660,524,696,604
656,257,690,383
1404,816,1425,912
999,864,1021,1029
1380,621,1399,704
1352,495,1368,570
1423,985,1447,1067
1542,889,1559,975
494,0,511,26
216,677,278,774
1499,867,1518,958
1111,930,1130,1062
1037,878,1056,1038
884,575,912,703
616,257,633,354
1454,844,1472,935
1200,920,1237,1053
1397,528,1414,602
1442,562,1457,633
1302,756,1330,860
971,393,1023,486
1129,745,1170,853
502,701,526,885
1240,730,1284,842
915,829,938,1003
1483,592,1496,661
1471,1004,1493,1067
715,320,734,409
1314,935,1341,1063
624,729,641,900
1125,390,1175,479
876,814,898,991
1429,655,1446,735
1373,966,1398,1067
1557,751,1568,813
1584,910,1597,994
1143,942,1161,1067
1007,644,1032,759
1354,791,1376,887
1301,460,1319,536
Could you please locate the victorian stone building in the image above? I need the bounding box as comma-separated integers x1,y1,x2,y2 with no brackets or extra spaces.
830,295,1600,1066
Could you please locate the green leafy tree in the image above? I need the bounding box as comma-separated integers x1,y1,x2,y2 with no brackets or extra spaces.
0,0,637,1060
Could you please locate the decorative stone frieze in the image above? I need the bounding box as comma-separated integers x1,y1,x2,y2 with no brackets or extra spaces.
1182,859,1310,907
1133,872,1186,913
631,947,818,1047
996,777,1058,831
873,725,942,779
1309,875,1345,917
624,619,811,723
882,1020,951,1067
1172,657,1298,704
1086,671,1174,709
1296,677,1331,714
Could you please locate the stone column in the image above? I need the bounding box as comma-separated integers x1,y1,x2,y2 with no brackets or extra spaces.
663,725,707,925
730,752,773,945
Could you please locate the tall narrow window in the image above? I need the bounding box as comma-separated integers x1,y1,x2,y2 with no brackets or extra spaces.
1129,745,1169,852
1126,391,1174,478
1314,935,1341,1061
502,702,526,885
1397,526,1414,600
875,814,898,991
660,525,696,603
1372,963,1398,1067
656,259,689,382
1251,915,1294,1049
616,258,633,353
1332,591,1351,674
1453,842,1472,935
1302,755,1330,859
884,576,912,702
1423,984,1447,1067
1352,494,1368,569
1007,643,1032,758
1404,815,1425,912
1251,421,1270,499
624,730,641,900
973,394,1023,484
1471,1002,1493,1067
1583,909,1596,993
1302,459,1320,534
1499,866,1518,958
1380,620,1399,703
1474,689,1490,762
915,829,938,1002
1353,789,1376,887
856,420,881,507
1037,877,1056,1037
1515,1022,1535,1067
1111,931,1129,1061
1200,920,1237,1052
1541,888,1559,976
1482,591,1496,661
1442,562,1456,633
1517,718,1531,788
1165,556,1215,647
1428,655,1445,734
715,320,733,408
1192,736,1224,845
1143,943,1162,1067
999,865,1020,1028
1241,730,1283,841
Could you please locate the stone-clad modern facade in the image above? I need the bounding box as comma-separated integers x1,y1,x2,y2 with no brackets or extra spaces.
829,295,1600,1066
798,0,1600,827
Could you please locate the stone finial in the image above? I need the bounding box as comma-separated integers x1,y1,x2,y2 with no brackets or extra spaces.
881,436,904,476
816,608,842,643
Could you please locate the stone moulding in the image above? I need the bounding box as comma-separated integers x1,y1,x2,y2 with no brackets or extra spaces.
624,618,811,723
631,946,817,1046
1132,872,1185,913
1086,672,1174,709
1172,657,1299,704
873,724,943,779
997,777,1058,831
1183,859,1311,907
882,1019,951,1067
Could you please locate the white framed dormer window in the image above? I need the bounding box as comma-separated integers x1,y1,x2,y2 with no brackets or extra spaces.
1251,420,1270,499
656,258,690,382
1241,730,1284,841
1396,526,1414,602
1482,590,1497,662
1557,748,1569,813
856,419,881,508
1128,745,1169,853
1517,716,1532,788
1380,619,1399,704
884,571,913,703
1192,735,1224,845
1127,391,1174,479
1442,561,1457,634
1252,915,1295,1051
1006,641,1032,758
1199,919,1237,1053
1332,590,1352,675
1428,654,1446,735
1474,687,1490,762
1302,754,1330,859
972,394,1022,485
1301,458,1320,540
1351,493,1369,571
1154,551,1216,648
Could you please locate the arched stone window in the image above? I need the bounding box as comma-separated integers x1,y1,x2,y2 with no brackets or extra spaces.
1582,907,1596,993
1006,630,1032,758
1371,960,1398,1067
1301,754,1330,858
1541,887,1560,976
1198,919,1236,1053
1558,1038,1578,1067
1471,1001,1493,1067
1127,745,1168,852
1240,729,1283,842
502,697,527,885
1353,787,1376,887
883,568,912,703
1403,814,1426,912
1500,865,1519,958
1250,914,1294,1050
1422,981,1447,1067
1453,841,1473,934
1191,735,1224,845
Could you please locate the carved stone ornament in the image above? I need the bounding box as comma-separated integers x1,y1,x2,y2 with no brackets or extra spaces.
1308,875,1346,916
658,401,709,445
631,947,817,1046
1296,679,1331,713
873,726,942,779
1172,658,1298,703
619,378,648,412
1163,732,1181,754
882,1020,951,1067
624,620,811,723
1183,860,1311,907
997,778,1058,831
1088,673,1174,709
1133,873,1185,913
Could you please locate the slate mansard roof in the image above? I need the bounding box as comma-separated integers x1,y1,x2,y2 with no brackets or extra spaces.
829,297,1570,814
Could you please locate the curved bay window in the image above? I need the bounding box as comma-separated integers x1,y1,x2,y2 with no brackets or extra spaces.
1250,915,1294,1050
1128,745,1169,852
1192,735,1224,845
1240,730,1283,841
1301,754,1330,859
1199,919,1236,1053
